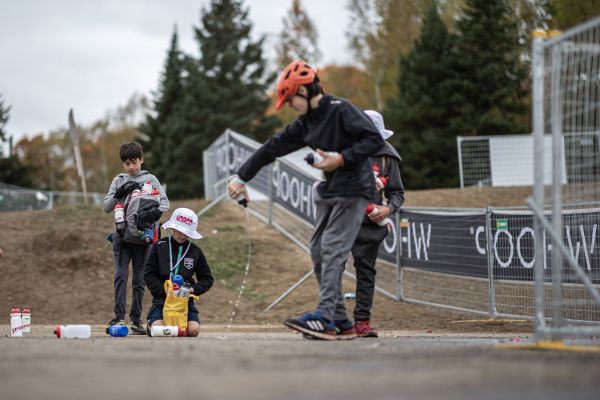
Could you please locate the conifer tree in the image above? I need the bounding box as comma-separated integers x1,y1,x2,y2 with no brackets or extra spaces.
0,94,10,144
385,2,460,188
138,27,183,178
166,0,278,198
452,0,529,136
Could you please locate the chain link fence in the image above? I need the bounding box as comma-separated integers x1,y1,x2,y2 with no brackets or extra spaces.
0,183,104,212
529,18,600,342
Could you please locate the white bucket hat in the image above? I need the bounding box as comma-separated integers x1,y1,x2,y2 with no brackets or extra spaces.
365,110,393,141
162,208,203,239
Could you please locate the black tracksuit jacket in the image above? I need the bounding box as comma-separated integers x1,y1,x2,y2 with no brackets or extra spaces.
237,95,384,200
144,237,214,307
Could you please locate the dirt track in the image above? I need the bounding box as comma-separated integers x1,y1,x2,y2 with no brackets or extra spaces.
1,325,599,400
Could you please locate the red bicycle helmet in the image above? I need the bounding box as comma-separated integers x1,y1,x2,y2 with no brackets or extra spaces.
275,60,317,110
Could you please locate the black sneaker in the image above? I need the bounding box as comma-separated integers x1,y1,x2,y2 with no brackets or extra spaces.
130,320,147,335
284,310,337,340
105,318,125,334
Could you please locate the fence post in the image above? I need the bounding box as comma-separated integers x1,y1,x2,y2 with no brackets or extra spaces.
267,163,274,226
395,212,403,301
457,136,464,188
485,206,497,318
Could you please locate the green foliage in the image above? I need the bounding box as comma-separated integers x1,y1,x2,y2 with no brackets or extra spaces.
275,0,321,68
452,0,529,136
138,27,183,177
140,0,279,199
0,157,34,186
550,0,600,30
385,2,460,189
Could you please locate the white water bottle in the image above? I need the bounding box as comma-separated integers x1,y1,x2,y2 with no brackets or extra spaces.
54,325,91,339
10,306,22,337
114,202,125,232
150,325,179,337
21,307,31,333
142,180,152,195
366,203,393,229
304,151,339,166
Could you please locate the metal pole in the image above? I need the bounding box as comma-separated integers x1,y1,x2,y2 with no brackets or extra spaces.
267,163,274,226
485,207,497,318
531,31,548,336
457,136,465,188
264,270,314,311
550,44,565,338
395,212,403,301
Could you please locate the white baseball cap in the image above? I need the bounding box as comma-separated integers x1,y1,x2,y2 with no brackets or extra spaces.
365,110,393,141
162,208,203,239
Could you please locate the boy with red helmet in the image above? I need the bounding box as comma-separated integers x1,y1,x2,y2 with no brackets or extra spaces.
228,60,384,340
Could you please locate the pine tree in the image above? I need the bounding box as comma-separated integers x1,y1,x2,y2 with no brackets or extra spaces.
0,94,10,144
138,27,184,178
275,0,321,68
385,2,460,188
164,0,278,199
452,0,529,136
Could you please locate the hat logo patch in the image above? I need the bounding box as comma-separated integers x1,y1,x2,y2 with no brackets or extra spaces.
176,215,194,226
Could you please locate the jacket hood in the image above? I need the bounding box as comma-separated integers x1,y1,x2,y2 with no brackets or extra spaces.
374,142,402,161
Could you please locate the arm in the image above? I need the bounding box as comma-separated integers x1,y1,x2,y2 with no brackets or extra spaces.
144,244,166,300
339,105,384,168
237,120,306,182
191,249,214,296
102,177,120,213
384,158,405,214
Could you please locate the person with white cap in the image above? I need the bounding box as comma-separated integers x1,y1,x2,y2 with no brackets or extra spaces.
144,208,214,337
350,110,404,338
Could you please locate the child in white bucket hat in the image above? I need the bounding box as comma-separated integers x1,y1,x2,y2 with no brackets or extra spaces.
144,208,214,337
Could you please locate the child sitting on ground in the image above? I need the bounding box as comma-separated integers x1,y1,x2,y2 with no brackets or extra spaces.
144,208,214,337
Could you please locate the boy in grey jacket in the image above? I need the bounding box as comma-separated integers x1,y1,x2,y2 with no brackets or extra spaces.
102,142,170,334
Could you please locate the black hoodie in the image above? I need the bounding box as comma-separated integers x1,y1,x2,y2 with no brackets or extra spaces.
237,95,384,199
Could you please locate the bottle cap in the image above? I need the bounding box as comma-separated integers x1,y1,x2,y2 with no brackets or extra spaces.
151,188,159,196
22,307,31,314
11,306,20,313
115,202,123,209
54,325,61,338
173,283,180,290
366,203,375,214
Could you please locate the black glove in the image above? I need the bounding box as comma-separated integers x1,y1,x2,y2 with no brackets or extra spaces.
136,209,162,229
114,181,141,199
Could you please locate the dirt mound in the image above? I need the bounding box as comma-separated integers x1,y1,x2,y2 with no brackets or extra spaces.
0,187,533,334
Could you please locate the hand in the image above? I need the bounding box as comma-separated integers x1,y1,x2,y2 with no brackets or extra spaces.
114,181,141,199
368,205,391,224
227,176,248,200
137,209,162,228
312,149,344,172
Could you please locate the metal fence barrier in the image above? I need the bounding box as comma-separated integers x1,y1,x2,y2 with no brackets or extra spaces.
529,18,600,342
203,130,600,324
0,183,104,212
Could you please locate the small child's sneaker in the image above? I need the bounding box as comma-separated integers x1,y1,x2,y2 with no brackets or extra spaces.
284,310,337,340
105,318,125,334
354,320,378,338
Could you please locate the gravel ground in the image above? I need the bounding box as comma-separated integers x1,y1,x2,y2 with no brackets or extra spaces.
2,325,599,400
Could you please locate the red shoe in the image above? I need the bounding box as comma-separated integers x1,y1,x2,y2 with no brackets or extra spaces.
354,320,378,338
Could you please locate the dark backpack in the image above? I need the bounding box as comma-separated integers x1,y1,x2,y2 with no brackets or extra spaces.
120,175,161,245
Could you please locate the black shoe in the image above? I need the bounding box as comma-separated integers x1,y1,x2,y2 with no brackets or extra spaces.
130,320,147,335
106,318,125,334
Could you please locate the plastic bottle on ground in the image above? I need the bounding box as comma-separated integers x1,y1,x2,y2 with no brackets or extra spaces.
150,325,179,337
10,306,22,337
108,324,129,337
54,325,91,339
21,307,31,333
